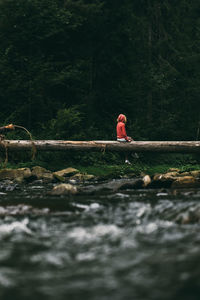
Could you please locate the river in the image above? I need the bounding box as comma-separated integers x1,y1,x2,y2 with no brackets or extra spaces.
0,180,200,300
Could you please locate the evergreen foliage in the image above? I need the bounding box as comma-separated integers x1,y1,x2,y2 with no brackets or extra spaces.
0,0,199,141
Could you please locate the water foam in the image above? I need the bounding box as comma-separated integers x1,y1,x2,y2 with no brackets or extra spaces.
0,218,32,235
68,224,122,243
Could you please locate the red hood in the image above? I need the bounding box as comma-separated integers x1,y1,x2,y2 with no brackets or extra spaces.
117,114,126,122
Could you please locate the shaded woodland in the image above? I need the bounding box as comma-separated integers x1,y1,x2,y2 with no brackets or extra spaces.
0,0,199,141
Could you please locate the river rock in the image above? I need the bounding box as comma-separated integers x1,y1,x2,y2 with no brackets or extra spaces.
178,171,191,177
31,166,54,183
14,177,24,184
175,204,200,224
49,183,78,195
167,168,180,172
0,168,31,181
190,170,200,178
151,170,200,188
53,173,65,182
150,172,177,188
142,175,151,187
0,180,18,191
171,176,200,188
82,178,144,194
153,172,178,182
53,168,79,178
117,178,144,190
70,173,95,182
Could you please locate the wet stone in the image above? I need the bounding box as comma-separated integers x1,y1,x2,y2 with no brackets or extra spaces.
171,176,200,189
0,168,31,181
53,168,79,178
49,183,78,196
142,175,151,187
0,180,18,191
70,173,95,182
31,166,54,183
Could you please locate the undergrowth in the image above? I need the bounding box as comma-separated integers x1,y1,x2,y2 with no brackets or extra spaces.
1,151,200,178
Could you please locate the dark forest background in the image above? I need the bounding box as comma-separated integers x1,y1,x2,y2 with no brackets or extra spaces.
0,0,199,141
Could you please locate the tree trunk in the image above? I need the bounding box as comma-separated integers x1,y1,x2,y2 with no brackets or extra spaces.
1,140,200,153
147,0,153,125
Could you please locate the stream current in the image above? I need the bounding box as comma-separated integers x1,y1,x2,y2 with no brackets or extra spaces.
0,181,200,300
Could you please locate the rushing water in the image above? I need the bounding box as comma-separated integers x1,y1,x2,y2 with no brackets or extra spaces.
0,181,200,300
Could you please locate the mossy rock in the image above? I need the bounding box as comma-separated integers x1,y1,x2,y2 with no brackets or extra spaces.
53,173,65,182
53,167,79,178
31,166,53,182
70,173,95,182
0,168,31,181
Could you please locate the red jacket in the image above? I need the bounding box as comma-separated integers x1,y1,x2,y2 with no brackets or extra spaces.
116,114,129,141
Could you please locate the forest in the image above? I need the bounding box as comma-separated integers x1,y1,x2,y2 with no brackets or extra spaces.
0,0,199,142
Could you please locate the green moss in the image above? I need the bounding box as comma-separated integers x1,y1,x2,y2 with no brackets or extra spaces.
1,152,200,179
75,164,137,179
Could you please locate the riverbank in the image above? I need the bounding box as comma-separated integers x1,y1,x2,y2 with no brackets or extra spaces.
1,162,200,191
2,155,200,179
1,152,200,189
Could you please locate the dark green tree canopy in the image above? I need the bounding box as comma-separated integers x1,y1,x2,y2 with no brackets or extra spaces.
0,0,199,140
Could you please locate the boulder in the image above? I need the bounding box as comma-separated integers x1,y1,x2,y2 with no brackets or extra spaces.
178,171,191,177
175,212,191,224
171,176,200,188
117,178,144,190
53,173,65,182
14,177,24,184
175,205,200,224
190,170,200,178
49,183,78,195
150,172,177,188
142,175,151,187
151,170,200,188
159,171,179,178
31,166,53,183
167,168,180,172
0,180,18,191
0,168,31,182
80,178,144,194
153,172,178,182
70,173,95,182
53,168,79,178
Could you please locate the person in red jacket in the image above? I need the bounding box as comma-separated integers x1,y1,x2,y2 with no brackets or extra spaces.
116,114,132,142
116,114,133,164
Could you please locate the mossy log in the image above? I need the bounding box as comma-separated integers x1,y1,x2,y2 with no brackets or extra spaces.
1,140,200,153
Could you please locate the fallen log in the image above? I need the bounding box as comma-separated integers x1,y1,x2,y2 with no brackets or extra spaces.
1,140,200,153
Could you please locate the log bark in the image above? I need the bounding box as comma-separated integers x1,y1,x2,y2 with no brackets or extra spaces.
1,140,200,153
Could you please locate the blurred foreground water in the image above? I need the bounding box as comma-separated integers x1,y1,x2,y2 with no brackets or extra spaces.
0,181,200,300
